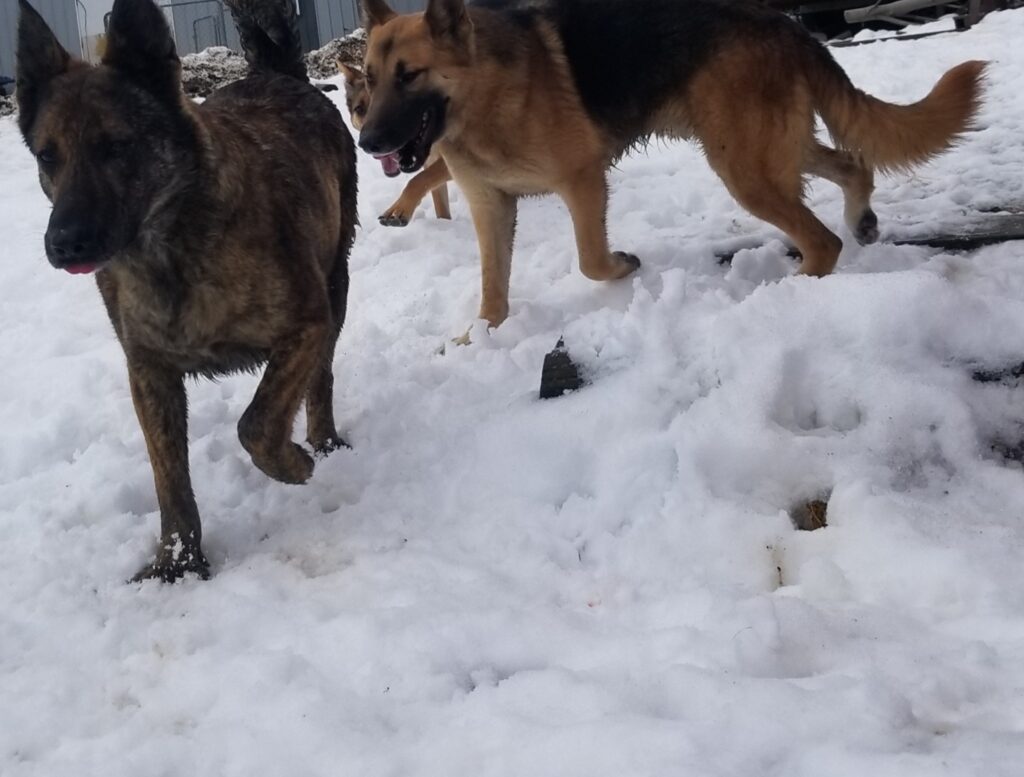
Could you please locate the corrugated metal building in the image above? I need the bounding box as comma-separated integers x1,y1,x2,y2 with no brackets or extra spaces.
167,0,241,52
1,0,85,82
166,0,429,56
1,0,428,82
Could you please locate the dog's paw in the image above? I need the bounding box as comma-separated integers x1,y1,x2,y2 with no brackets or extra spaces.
251,442,315,485
131,542,210,583
311,433,351,459
607,251,641,279
450,329,472,347
853,209,879,245
613,251,641,271
379,211,411,228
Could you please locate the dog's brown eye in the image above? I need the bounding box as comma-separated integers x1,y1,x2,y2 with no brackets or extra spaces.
354,106,367,117
36,146,58,166
397,69,423,86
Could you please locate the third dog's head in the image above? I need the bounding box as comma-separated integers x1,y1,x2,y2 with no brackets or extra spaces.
356,0,473,176
339,61,370,131
16,0,199,274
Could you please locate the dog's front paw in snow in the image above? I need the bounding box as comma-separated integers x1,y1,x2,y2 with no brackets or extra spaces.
378,200,415,227
132,539,210,583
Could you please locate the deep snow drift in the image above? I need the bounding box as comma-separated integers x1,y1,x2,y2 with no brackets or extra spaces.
2,12,1024,777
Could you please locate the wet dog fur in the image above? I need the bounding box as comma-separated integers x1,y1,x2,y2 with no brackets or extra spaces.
340,60,452,226
16,0,358,581
357,0,985,329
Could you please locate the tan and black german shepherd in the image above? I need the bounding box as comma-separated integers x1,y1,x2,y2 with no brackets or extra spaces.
340,60,452,226
357,0,985,329
16,0,357,581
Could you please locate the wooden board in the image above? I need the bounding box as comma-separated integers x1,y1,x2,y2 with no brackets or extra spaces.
716,213,1024,264
890,214,1024,251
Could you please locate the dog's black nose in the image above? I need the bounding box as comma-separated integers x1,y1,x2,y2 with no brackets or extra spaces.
45,224,101,269
358,129,387,156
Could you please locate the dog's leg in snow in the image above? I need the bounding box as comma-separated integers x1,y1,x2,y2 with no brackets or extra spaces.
127,360,209,582
559,166,641,281
804,143,878,246
431,182,451,220
379,157,453,226
305,329,346,456
463,182,518,331
238,320,330,484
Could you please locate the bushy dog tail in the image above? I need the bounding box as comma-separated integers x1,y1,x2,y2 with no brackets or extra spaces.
809,52,986,173
225,0,307,82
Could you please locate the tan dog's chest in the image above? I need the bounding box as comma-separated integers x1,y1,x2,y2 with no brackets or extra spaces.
438,96,608,197
439,140,557,196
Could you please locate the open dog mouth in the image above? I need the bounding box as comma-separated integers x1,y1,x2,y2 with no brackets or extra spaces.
62,261,107,275
373,107,437,177
46,246,113,276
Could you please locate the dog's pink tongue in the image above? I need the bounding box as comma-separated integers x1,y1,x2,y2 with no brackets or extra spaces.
376,152,401,177
64,263,100,275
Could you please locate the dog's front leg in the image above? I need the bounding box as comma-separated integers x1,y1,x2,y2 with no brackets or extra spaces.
379,158,453,226
463,182,518,330
431,182,451,221
425,156,452,219
127,358,209,582
238,321,329,484
559,166,641,281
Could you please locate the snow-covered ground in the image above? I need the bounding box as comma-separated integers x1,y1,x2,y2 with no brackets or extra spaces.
3,12,1024,776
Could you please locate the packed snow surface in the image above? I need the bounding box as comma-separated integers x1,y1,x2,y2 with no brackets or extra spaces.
3,12,1024,777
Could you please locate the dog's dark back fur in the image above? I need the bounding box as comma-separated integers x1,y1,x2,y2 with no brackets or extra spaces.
17,0,358,581
550,0,832,148
466,0,847,154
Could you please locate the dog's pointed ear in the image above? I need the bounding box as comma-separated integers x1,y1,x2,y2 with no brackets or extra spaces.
425,0,472,47
102,0,181,100
16,0,71,130
338,61,363,85
361,0,396,31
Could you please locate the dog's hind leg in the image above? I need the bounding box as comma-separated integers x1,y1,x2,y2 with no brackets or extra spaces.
558,166,641,281
127,360,210,582
692,77,842,276
713,159,842,277
804,143,878,245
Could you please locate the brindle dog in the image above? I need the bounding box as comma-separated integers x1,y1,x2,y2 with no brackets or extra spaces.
16,0,358,581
